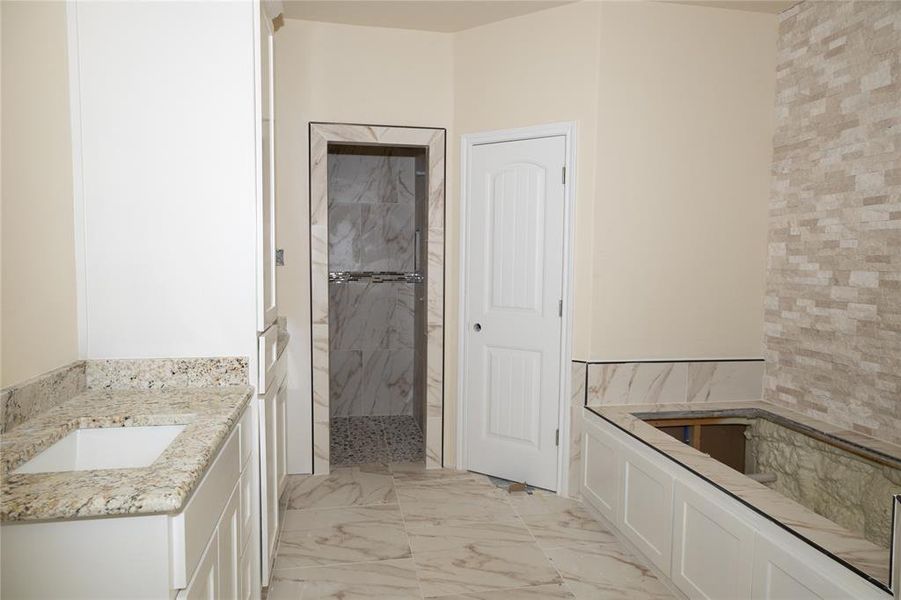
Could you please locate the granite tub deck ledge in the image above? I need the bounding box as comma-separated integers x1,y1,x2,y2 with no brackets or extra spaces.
585,399,898,587
0,385,253,522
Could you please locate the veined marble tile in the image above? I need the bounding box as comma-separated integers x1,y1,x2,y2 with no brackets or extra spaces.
508,489,582,516
545,541,674,600
327,202,362,271
360,350,413,416
328,351,362,419
275,505,410,569
397,481,511,526
520,506,616,549
586,362,687,406
568,362,587,497
313,421,330,474
426,416,443,468
406,516,534,553
431,583,575,599
389,283,416,350
311,224,330,326
414,541,561,598
269,558,421,600
360,203,415,272
283,468,396,510
687,361,764,403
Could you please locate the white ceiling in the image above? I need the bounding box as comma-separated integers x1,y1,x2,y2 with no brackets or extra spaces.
281,0,797,33
281,1,575,32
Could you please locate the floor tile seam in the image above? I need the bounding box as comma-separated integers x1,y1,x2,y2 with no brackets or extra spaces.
270,555,419,577
392,476,428,600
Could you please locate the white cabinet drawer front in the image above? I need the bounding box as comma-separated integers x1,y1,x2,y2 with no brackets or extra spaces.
672,480,754,600
582,417,621,522
258,323,278,393
620,448,674,575
170,419,241,589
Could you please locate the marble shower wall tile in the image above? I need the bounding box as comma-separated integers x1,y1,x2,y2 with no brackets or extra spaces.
329,350,362,418
583,359,765,406
327,203,361,271
0,361,87,433
360,204,415,271
360,350,414,416
311,124,446,473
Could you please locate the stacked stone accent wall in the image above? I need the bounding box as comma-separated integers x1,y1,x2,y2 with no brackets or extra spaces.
764,1,901,445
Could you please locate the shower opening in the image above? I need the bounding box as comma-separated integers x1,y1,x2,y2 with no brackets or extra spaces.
327,143,428,466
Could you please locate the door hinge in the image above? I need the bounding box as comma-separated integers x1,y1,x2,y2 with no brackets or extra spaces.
561,166,566,184
555,429,560,446
558,299,563,317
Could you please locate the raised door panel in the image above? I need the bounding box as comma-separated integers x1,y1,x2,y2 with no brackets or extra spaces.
619,447,674,575
258,383,278,586
178,530,219,600
672,481,754,599
751,536,857,600
581,417,621,522
218,484,241,600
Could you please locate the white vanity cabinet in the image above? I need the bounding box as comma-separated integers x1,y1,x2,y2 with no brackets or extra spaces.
580,409,892,600
256,0,278,334
260,352,288,585
1,400,260,600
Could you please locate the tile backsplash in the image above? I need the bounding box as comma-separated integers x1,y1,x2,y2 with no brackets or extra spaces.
0,362,86,433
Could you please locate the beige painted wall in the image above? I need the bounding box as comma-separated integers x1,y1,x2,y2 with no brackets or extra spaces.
591,1,777,360
1,1,79,387
277,1,778,468
274,19,453,472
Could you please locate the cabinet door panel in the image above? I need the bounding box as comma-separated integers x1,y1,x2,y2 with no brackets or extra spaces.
620,447,674,575
256,2,277,331
276,381,287,495
752,536,857,600
581,418,621,522
672,481,754,599
218,484,241,600
178,531,219,600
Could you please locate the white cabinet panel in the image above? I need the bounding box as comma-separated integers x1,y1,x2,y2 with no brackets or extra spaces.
672,480,754,599
239,545,255,600
276,380,287,495
260,379,279,585
581,415,621,522
256,1,277,331
178,530,219,600
218,484,241,600
752,536,862,600
619,446,674,575
258,323,279,393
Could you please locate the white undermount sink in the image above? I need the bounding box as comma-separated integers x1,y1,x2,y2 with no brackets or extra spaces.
13,425,186,474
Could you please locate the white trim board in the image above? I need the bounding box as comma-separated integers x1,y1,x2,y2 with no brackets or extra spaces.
457,121,577,496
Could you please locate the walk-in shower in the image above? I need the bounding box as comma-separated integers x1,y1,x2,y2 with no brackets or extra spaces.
327,144,428,465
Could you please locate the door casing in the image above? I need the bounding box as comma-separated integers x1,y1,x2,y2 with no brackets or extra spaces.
457,122,577,495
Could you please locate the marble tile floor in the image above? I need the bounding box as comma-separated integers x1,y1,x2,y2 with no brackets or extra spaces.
331,415,424,466
268,463,677,599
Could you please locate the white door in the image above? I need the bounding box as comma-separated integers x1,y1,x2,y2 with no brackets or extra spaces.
464,135,567,491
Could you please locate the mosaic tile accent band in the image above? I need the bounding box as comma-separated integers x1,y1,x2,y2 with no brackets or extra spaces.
765,0,901,447
310,123,446,472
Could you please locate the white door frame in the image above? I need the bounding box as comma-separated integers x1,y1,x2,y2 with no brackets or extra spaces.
457,122,577,495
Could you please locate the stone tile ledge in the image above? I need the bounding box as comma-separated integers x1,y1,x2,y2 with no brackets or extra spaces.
1,385,252,522
586,400,893,587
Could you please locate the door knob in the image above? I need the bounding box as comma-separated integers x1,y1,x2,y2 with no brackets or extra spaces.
473,323,482,332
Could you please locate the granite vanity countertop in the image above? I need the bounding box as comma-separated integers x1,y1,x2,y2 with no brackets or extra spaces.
0,385,253,522
586,399,896,587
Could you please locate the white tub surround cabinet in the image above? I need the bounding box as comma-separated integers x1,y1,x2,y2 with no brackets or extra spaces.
1,400,259,600
581,409,892,600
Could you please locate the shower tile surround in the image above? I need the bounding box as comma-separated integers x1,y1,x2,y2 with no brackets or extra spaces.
311,123,445,472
